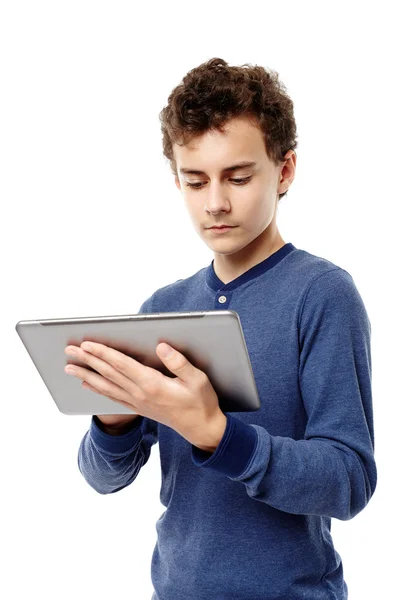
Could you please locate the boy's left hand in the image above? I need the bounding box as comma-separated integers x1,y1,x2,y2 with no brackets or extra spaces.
64,341,226,449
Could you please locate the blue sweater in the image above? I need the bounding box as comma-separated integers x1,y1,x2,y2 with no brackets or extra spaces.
78,242,377,600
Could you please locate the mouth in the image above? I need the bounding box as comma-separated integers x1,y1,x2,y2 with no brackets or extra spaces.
207,225,236,229
207,226,236,234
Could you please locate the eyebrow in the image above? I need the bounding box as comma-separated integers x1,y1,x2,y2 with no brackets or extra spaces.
179,161,257,176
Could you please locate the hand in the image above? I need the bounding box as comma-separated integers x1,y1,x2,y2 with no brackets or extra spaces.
64,341,226,448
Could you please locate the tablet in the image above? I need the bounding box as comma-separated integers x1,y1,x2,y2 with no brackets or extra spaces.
15,310,261,416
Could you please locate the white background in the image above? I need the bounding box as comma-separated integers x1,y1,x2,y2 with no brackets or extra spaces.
1,1,398,598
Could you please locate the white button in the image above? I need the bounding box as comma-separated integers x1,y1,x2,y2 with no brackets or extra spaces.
218,296,227,303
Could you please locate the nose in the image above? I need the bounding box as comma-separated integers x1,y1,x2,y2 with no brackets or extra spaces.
203,182,231,214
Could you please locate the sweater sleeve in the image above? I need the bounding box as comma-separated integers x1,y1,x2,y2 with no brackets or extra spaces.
191,268,377,521
77,295,160,494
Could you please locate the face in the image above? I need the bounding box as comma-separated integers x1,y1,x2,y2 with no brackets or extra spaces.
173,116,296,273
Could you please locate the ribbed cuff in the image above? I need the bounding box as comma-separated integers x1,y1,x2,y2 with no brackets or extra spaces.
191,414,258,477
90,415,145,454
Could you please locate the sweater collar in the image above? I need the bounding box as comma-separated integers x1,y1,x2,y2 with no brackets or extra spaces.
206,242,296,292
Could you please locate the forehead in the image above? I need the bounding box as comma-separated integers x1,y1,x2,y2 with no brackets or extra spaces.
173,116,269,173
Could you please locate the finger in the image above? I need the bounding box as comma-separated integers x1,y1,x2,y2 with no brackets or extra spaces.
82,381,137,412
67,346,142,397
66,363,137,409
82,381,99,392
80,342,151,389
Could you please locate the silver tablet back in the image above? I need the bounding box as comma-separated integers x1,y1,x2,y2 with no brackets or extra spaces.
15,310,260,416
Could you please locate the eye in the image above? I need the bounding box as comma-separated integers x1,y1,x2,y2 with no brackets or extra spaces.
185,176,252,190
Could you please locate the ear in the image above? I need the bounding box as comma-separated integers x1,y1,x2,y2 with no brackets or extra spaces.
175,175,181,191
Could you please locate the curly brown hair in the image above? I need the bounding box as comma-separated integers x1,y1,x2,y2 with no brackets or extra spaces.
159,57,298,201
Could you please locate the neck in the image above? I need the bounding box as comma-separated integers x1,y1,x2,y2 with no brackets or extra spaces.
213,225,285,285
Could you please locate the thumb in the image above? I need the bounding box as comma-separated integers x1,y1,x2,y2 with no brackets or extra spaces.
156,343,197,383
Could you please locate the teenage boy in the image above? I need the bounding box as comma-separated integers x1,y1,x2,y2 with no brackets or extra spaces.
71,58,377,600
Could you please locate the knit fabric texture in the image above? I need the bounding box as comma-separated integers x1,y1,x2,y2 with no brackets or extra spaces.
78,243,377,600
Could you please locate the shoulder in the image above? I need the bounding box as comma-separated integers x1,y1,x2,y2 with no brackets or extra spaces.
284,248,367,319
138,266,208,313
298,264,370,333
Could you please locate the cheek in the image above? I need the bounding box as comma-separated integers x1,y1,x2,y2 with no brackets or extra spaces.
185,205,203,227
245,194,275,224
185,198,203,214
